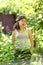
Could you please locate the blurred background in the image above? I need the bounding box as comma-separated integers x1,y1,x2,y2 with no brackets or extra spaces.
0,0,43,65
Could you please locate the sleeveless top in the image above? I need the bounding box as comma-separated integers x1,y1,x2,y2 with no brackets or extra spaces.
14,28,31,51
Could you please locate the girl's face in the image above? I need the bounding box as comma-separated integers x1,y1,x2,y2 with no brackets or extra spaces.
18,19,26,28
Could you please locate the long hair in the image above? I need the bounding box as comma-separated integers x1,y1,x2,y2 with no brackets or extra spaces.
13,14,26,30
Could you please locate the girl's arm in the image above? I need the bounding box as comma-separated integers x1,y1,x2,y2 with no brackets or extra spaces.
12,30,15,50
28,29,34,54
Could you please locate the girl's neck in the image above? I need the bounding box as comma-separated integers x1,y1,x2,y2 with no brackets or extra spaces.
18,27,25,33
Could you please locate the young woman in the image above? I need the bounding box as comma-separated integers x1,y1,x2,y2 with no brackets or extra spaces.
12,14,34,59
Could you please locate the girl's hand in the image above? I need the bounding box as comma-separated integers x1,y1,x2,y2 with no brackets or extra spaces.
30,48,33,54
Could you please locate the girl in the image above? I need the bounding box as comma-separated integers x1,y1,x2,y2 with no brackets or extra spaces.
12,14,34,59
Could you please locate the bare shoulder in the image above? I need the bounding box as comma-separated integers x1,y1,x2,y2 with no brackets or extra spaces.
27,28,32,34
27,28,33,39
12,29,16,35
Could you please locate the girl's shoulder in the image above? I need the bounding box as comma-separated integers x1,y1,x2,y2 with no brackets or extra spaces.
26,27,32,35
12,29,17,35
26,27,32,31
26,27,30,32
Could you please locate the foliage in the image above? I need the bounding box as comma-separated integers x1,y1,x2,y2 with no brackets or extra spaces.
0,0,43,64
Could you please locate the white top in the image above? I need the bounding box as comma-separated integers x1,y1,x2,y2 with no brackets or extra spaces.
14,28,31,51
